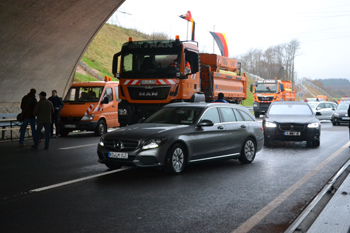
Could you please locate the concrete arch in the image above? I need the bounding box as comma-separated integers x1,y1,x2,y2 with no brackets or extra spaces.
0,0,124,111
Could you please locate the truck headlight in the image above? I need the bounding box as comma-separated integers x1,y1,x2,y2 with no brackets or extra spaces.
118,109,128,116
308,122,319,128
253,103,258,107
142,138,167,150
81,114,95,121
265,122,276,128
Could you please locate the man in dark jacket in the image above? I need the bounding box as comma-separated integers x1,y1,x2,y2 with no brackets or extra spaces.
19,88,38,147
33,91,54,149
48,90,64,138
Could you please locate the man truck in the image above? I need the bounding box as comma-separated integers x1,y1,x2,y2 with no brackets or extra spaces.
112,36,247,126
250,78,295,118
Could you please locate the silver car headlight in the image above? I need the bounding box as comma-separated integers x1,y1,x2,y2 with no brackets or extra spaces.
81,114,95,121
333,113,339,117
99,135,105,146
142,138,167,150
265,122,277,128
308,122,319,128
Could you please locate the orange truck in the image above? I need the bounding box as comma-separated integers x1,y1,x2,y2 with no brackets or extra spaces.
250,78,295,117
112,36,247,126
59,78,120,136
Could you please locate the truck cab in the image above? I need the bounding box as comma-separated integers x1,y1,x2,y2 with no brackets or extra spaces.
59,79,120,136
251,79,295,118
112,36,202,126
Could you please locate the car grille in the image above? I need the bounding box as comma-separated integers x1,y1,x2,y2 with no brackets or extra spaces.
128,86,170,100
279,124,306,132
60,116,82,122
104,139,139,152
258,96,273,101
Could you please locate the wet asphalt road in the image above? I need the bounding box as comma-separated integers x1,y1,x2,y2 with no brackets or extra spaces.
1,121,349,233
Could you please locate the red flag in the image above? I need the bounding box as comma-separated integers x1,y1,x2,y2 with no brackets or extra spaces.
179,11,193,22
209,31,229,57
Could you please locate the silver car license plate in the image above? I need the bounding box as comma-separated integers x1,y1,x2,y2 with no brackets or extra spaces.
284,131,301,136
108,152,128,159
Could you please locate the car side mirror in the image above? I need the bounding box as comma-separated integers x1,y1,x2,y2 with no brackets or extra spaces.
197,119,214,127
316,112,322,116
316,107,321,110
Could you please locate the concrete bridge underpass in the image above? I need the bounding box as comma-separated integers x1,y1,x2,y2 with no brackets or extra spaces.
0,0,124,112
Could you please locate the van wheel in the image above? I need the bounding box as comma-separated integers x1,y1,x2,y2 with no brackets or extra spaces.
95,120,107,136
60,129,70,137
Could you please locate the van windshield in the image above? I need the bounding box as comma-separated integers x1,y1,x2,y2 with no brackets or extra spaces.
64,86,103,102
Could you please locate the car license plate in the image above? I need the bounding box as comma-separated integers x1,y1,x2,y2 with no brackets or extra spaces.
108,152,128,159
64,124,76,129
284,131,301,136
342,117,350,120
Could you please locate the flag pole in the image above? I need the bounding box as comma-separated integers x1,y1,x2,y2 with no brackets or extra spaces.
187,21,189,40
213,25,215,53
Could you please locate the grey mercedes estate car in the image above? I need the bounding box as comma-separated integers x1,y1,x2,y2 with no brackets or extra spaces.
97,102,264,174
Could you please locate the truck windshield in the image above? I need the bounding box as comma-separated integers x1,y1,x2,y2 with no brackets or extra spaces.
122,52,181,79
255,83,278,93
64,86,103,102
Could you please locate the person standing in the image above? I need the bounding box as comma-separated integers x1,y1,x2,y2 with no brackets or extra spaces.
19,88,38,147
33,91,54,149
212,92,229,103
48,90,64,138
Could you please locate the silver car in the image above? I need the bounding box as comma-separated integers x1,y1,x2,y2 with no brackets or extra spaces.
308,101,338,120
97,102,264,174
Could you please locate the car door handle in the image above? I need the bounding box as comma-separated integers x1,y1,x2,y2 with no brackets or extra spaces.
217,126,224,130
241,125,246,128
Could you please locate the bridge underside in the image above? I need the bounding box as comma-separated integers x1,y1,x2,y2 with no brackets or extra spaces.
0,0,124,109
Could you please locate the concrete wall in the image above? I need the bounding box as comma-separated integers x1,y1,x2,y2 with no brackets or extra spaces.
0,0,125,112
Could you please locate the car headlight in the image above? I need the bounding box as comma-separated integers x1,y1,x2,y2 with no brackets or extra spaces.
118,109,128,116
142,138,167,150
81,114,95,121
308,122,319,128
333,113,339,117
99,135,105,146
265,122,277,128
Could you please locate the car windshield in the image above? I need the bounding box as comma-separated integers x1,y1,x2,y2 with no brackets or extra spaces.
144,107,202,125
64,86,103,102
337,104,350,110
308,103,318,109
268,104,313,115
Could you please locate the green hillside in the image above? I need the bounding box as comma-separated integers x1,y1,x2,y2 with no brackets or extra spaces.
75,23,254,106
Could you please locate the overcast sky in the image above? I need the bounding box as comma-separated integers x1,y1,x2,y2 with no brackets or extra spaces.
108,0,350,80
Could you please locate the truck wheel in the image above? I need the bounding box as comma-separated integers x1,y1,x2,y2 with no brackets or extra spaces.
254,112,260,118
95,120,107,136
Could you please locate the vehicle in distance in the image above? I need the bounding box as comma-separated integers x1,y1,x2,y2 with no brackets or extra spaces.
331,102,350,126
97,102,264,174
263,101,321,147
307,101,337,121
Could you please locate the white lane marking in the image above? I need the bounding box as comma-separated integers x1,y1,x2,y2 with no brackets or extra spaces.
30,167,131,193
232,141,350,233
59,143,97,150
